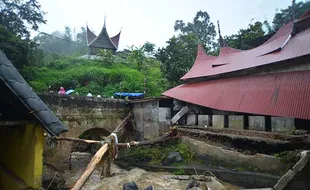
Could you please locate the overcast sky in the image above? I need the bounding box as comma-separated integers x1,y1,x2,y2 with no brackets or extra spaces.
35,0,297,50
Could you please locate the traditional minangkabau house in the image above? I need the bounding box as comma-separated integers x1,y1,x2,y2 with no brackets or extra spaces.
163,10,310,133
86,18,121,55
0,51,68,189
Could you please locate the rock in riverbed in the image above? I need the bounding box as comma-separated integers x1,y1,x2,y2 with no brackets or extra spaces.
123,182,138,190
162,152,184,165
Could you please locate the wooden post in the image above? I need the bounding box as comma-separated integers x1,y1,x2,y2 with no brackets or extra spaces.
71,114,132,190
71,143,108,190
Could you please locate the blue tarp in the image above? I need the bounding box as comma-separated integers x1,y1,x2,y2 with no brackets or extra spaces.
114,92,144,97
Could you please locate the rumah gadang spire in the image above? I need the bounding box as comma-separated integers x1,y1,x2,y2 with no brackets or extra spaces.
85,17,121,55
217,20,227,47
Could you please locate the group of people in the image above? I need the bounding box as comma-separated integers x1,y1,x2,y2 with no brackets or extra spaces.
56,87,106,98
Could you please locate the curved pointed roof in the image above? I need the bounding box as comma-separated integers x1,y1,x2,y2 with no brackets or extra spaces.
111,31,121,49
89,24,117,50
181,44,216,80
181,20,310,81
86,26,97,45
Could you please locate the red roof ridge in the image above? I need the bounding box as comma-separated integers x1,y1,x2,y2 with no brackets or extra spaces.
180,44,216,80
262,22,293,45
196,44,216,61
219,46,243,55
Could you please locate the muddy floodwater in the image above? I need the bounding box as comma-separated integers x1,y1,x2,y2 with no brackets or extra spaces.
63,164,239,190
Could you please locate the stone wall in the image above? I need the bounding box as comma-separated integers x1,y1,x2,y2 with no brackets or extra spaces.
39,94,128,170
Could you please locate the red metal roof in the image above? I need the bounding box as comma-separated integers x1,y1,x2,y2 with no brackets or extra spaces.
181,44,217,80
164,70,310,120
181,22,310,80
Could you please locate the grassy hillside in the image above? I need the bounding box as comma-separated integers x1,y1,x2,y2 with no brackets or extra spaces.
22,54,170,97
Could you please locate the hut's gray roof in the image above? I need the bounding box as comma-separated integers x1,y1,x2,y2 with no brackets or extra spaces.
0,50,68,136
88,25,117,50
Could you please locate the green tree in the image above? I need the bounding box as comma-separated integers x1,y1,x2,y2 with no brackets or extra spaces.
272,1,310,31
174,11,216,52
224,21,265,50
98,49,115,66
143,41,156,57
156,34,198,85
35,27,87,56
0,0,46,38
76,27,87,45
128,45,147,71
0,0,46,69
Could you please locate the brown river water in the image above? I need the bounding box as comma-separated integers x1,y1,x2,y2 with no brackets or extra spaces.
63,164,238,190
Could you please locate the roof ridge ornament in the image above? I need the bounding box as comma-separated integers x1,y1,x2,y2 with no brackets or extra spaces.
217,20,227,47
104,15,107,28
291,0,296,36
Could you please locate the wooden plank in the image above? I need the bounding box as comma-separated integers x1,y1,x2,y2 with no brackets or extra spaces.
171,106,189,124
113,114,132,133
273,153,310,190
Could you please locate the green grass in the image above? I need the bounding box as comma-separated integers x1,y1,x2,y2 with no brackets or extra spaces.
22,55,170,97
123,141,197,165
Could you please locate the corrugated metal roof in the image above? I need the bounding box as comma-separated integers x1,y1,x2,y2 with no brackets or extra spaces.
181,22,310,80
163,70,310,120
0,51,68,136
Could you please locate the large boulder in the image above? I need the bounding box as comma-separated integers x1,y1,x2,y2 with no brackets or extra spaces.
123,182,139,190
162,152,184,165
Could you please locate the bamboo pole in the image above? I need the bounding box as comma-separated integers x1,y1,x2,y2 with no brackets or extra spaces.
53,132,179,147
54,136,101,144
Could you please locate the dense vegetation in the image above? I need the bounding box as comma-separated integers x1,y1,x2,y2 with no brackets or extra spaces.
22,52,169,97
1,0,309,96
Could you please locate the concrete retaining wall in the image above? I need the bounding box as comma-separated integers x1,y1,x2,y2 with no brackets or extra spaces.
132,100,171,140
